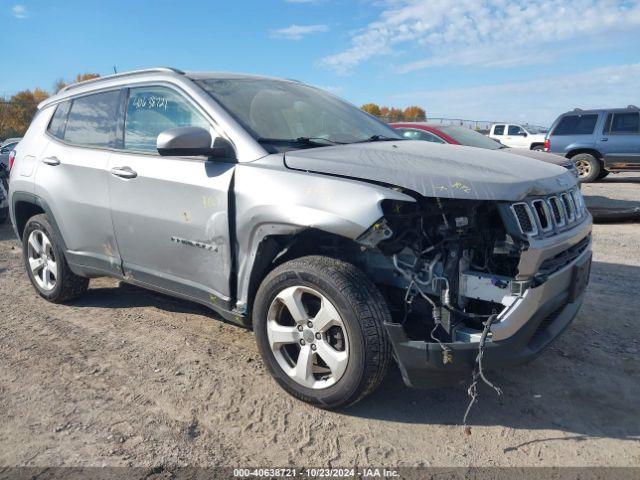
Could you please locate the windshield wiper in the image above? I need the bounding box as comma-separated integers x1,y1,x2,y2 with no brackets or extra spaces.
257,137,346,146
353,134,404,143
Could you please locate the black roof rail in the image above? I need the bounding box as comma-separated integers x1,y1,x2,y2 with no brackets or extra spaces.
59,67,185,93
627,105,639,110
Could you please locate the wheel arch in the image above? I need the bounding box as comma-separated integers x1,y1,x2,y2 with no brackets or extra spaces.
566,148,603,160
529,142,544,150
243,228,366,324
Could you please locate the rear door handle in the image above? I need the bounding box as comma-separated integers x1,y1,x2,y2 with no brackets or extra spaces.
110,166,138,179
600,138,608,141
42,156,61,166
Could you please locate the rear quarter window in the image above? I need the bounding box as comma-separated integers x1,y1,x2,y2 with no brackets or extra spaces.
552,114,599,135
47,101,71,139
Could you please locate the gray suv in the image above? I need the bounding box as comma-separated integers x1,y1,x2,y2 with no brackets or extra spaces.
546,106,640,182
9,68,592,408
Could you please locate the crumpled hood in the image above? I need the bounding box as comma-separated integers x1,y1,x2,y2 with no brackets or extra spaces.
284,141,577,201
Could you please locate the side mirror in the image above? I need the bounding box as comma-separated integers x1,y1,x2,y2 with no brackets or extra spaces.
521,132,528,137
157,127,235,159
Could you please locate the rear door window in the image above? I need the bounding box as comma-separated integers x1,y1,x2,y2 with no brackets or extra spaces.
48,101,72,140
552,114,598,135
610,112,640,134
493,125,505,135
123,86,210,153
64,90,122,147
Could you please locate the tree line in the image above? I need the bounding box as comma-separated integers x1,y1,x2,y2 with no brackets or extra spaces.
1,73,100,140
360,103,426,122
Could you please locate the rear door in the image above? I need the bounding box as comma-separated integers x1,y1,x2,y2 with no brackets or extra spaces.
35,90,124,275
107,84,235,307
598,111,640,170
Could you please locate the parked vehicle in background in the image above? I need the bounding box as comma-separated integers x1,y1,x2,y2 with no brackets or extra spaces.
391,123,578,177
0,175,8,223
9,68,590,408
546,107,640,182
0,138,21,171
488,124,547,150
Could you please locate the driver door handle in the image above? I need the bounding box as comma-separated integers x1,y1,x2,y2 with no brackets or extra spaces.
110,166,138,179
600,138,608,142
42,156,61,166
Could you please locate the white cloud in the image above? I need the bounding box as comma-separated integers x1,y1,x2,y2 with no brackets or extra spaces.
271,24,329,40
321,0,640,74
11,4,29,19
392,63,640,125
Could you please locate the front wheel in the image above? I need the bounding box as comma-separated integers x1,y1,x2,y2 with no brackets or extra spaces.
253,256,392,409
572,153,601,182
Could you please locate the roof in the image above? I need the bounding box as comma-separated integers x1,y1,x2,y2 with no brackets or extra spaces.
39,67,301,110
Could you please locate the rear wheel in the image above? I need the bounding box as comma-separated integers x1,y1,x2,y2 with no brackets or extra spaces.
23,214,89,302
253,255,392,409
572,153,601,182
531,144,544,151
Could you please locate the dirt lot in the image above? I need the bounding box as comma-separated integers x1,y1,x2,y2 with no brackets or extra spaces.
1,174,639,468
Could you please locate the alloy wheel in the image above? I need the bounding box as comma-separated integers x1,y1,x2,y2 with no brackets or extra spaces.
27,229,58,291
575,158,591,178
266,285,349,389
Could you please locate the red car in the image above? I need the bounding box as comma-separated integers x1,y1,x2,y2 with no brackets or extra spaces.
391,123,577,175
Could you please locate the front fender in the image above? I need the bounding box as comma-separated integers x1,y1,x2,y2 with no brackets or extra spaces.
233,162,415,310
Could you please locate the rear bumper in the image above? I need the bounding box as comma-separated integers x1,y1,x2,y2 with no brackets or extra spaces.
386,220,592,389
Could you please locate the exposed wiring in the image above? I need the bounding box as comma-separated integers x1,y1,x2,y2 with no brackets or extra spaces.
462,314,502,435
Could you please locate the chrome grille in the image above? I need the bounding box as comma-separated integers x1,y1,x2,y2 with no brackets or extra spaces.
511,188,586,237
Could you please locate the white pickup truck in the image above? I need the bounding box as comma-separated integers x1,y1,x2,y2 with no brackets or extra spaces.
488,124,547,150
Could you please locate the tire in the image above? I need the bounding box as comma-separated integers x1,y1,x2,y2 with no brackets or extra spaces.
531,144,544,151
253,255,392,409
22,214,89,303
0,208,7,224
597,169,610,179
572,153,601,183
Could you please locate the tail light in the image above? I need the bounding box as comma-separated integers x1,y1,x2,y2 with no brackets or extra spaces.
543,139,550,152
8,150,16,170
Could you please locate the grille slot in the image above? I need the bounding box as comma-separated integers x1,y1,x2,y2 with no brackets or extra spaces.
548,196,565,226
561,193,576,222
532,200,552,232
511,203,537,235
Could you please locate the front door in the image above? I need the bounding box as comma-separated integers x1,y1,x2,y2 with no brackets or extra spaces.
505,125,528,148
598,111,640,169
108,85,235,307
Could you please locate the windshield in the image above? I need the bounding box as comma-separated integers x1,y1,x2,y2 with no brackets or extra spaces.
436,126,504,150
195,77,402,151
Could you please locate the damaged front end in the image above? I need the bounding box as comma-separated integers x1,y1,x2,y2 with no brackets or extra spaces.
355,189,592,388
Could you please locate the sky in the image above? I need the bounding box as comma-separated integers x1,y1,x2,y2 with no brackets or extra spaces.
3,0,640,126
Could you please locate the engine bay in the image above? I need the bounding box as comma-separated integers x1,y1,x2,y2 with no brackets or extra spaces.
356,197,530,347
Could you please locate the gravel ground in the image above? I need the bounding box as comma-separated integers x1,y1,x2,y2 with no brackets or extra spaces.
0,175,639,468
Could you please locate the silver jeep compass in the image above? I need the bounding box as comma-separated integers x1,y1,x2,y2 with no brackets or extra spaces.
9,68,592,408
